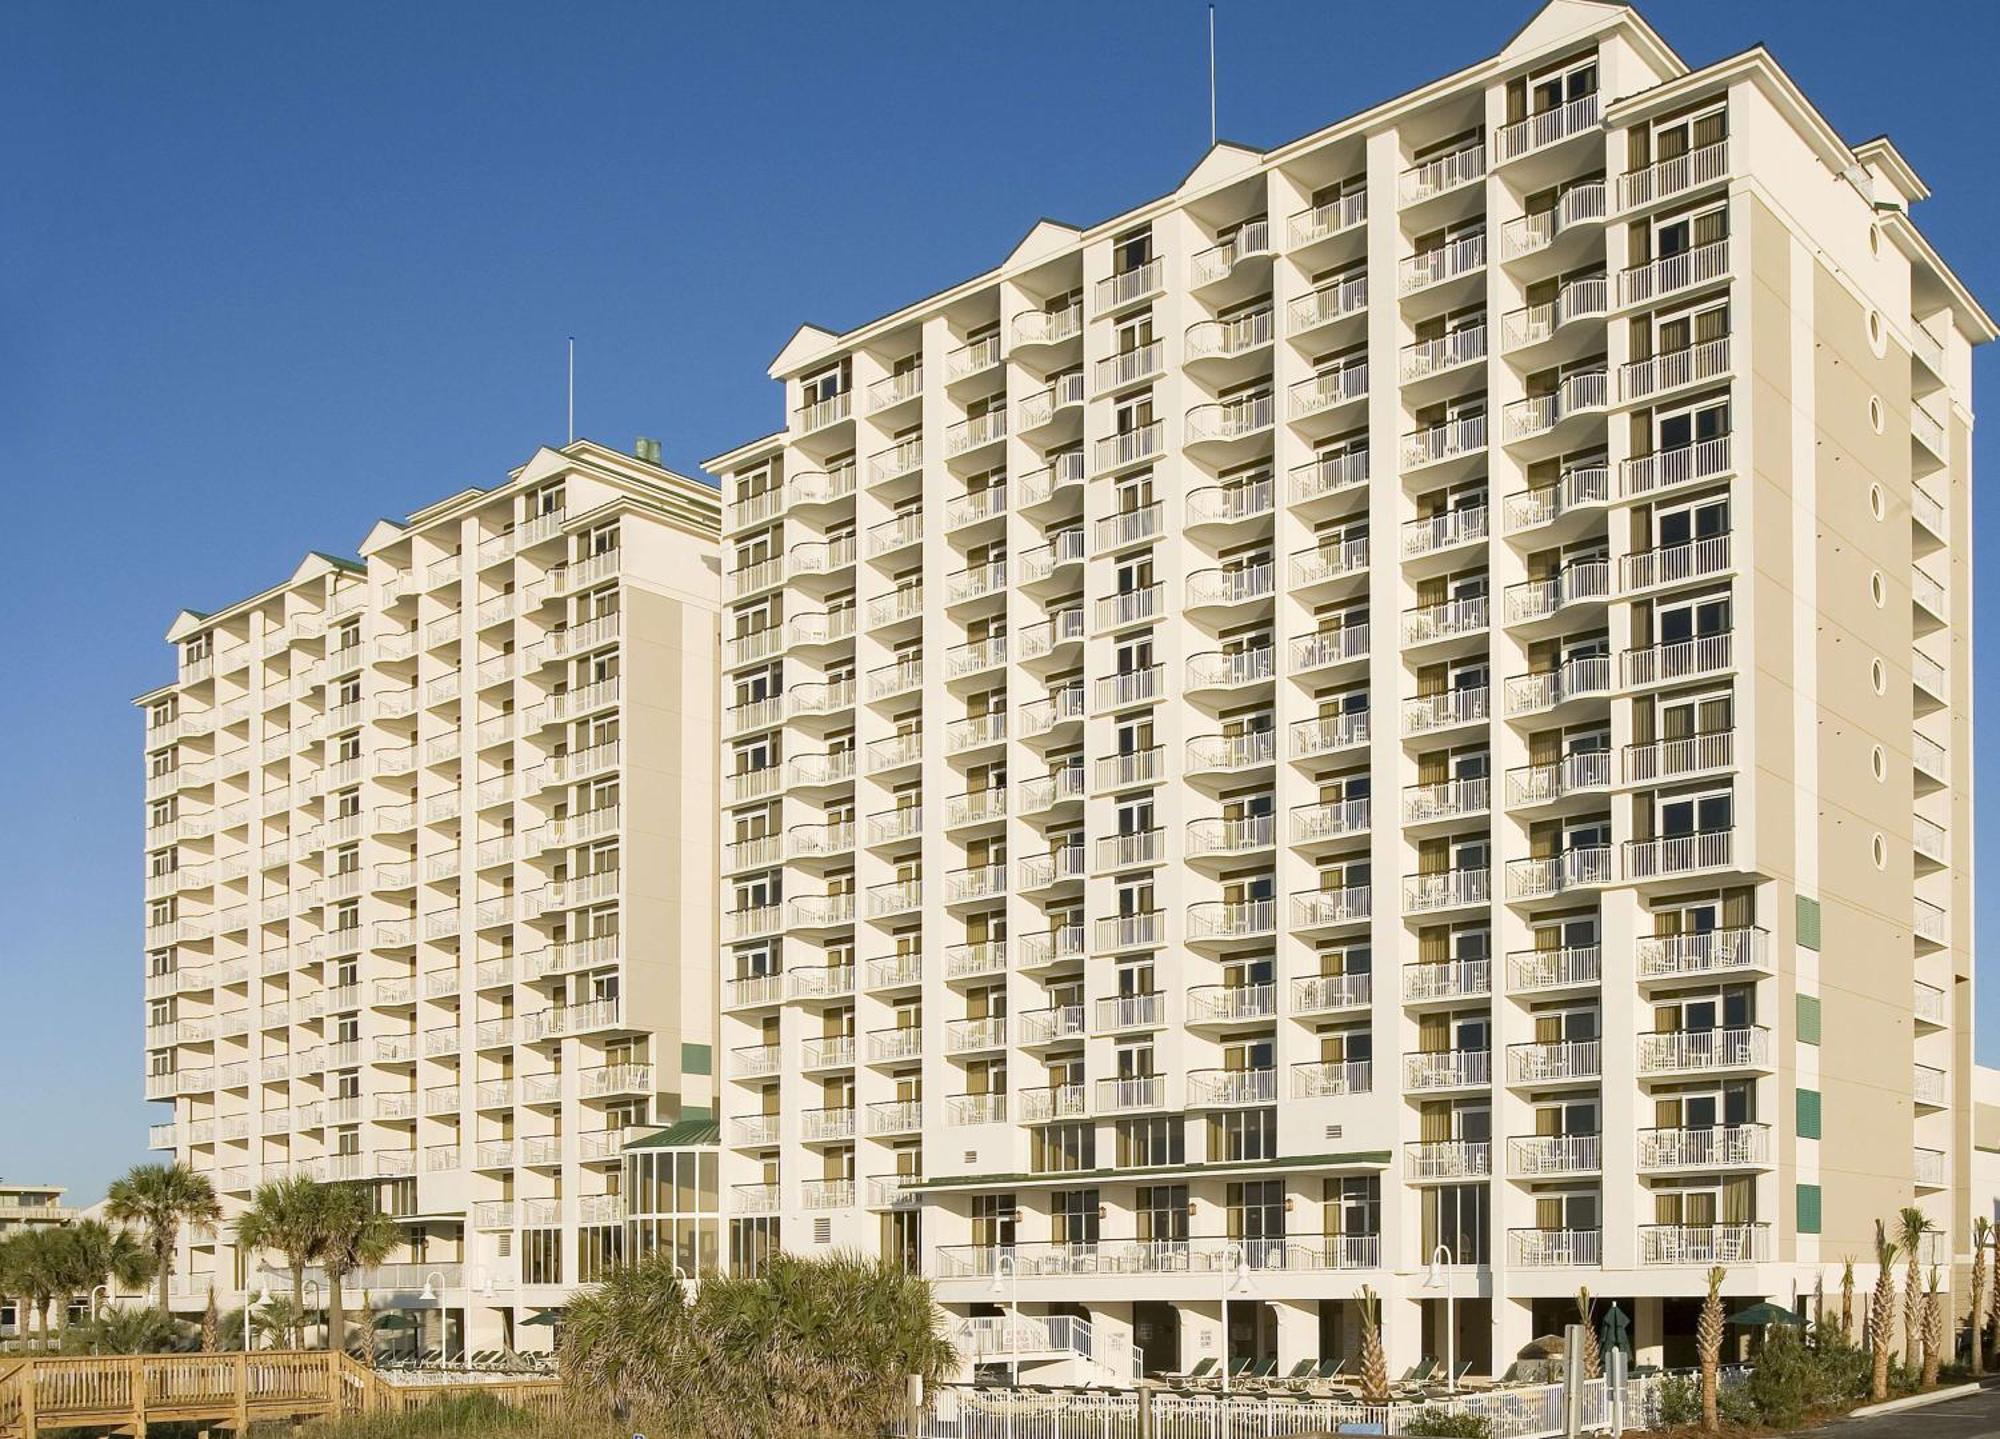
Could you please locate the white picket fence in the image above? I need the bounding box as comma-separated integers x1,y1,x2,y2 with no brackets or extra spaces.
904,1371,1701,1439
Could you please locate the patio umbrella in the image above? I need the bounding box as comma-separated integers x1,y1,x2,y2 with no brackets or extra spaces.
374,1310,419,1362
522,1309,563,1326
1600,1302,1631,1357
1726,1302,1806,1328
1521,1334,1567,1358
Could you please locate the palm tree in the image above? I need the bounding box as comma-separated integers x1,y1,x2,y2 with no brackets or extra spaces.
1841,1256,1856,1343
1697,1264,1724,1432
318,1184,400,1354
559,1250,694,1418
233,1176,328,1346
0,1230,60,1350
105,1162,221,1314
1970,1217,1991,1375
63,1306,189,1356
201,1287,219,1353
1922,1267,1943,1387
1576,1287,1602,1379
48,1220,156,1341
1870,1221,1898,1400
1895,1206,1929,1372
1356,1285,1390,1405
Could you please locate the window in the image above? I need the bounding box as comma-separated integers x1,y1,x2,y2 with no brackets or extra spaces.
1796,1088,1822,1139
1032,1122,1095,1174
1207,1108,1277,1163
522,1228,563,1285
1116,1117,1184,1169
1421,1184,1489,1265
1796,1184,1822,1235
1796,994,1822,1045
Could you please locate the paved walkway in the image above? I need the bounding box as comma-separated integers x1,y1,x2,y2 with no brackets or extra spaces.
1806,1386,2000,1439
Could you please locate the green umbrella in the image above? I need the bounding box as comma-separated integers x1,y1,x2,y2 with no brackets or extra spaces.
1726,1302,1807,1328
1601,1302,1631,1354
374,1312,417,1330
521,1309,563,1327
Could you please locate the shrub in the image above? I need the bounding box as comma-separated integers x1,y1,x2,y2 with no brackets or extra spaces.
1402,1406,1492,1438
1743,1329,1817,1426
1654,1374,1699,1428
1717,1379,1760,1428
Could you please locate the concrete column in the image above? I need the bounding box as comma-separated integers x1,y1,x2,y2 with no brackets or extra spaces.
1385,1292,1426,1374
1634,1296,1665,1368
1273,1299,1321,1369
1495,1294,1536,1375
1090,1301,1137,1382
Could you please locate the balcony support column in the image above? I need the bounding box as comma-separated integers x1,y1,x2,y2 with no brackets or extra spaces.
1495,1296,1536,1377
1633,1296,1666,1369
1272,1298,1320,1372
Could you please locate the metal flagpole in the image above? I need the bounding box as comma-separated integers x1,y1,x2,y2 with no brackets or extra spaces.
567,337,575,443
1208,6,1217,147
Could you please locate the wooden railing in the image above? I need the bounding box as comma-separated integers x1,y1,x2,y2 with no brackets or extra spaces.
0,1350,560,1437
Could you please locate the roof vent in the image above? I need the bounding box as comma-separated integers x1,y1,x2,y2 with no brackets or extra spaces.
634,437,663,465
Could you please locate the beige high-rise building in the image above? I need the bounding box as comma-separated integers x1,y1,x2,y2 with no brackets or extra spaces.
705,0,1987,1382
137,440,720,1351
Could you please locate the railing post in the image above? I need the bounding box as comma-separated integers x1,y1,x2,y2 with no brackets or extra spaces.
20,1358,38,1439
235,1351,249,1434
133,1355,149,1438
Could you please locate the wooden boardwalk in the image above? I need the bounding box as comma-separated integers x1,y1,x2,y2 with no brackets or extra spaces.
0,1350,560,1437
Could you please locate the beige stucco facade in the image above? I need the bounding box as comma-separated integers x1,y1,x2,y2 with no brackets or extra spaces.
705,0,1986,1383
136,440,721,1351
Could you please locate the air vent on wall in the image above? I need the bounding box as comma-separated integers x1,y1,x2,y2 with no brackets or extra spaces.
1325,1125,1343,1141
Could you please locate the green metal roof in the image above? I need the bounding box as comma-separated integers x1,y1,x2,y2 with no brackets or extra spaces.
625,1119,721,1150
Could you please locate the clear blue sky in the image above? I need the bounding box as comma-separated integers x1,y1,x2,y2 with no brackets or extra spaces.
4,0,1995,1203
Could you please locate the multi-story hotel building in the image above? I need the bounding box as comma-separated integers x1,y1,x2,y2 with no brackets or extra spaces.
136,440,721,1351
705,0,1988,1382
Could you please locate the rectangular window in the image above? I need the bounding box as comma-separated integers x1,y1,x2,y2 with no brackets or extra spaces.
1796,994,1821,1046
1796,1183,1822,1235
1795,895,1821,951
1796,1087,1822,1139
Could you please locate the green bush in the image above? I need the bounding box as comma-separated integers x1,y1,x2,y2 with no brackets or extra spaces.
1653,1374,1698,1428
1402,1406,1492,1438
1717,1379,1760,1428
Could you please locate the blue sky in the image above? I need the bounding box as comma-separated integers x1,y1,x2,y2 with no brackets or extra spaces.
4,0,1995,1202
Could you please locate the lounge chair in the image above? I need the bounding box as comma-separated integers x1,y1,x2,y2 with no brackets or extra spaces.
1276,1358,1318,1386
1300,1356,1349,1391
1168,1357,1218,1388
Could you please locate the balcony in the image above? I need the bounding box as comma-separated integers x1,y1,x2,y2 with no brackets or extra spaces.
1095,502,1165,554
1291,1057,1374,1104
1402,958,1489,1004
867,1099,923,1136
1185,982,1276,1025
1637,1124,1770,1172
1505,846,1612,902
1019,1083,1089,1124
1292,971,1371,1015
1511,1229,1602,1268
1186,393,1275,448
1495,92,1600,163
1401,687,1487,737
1507,750,1611,807
1404,775,1487,825
1096,338,1165,393
1104,1079,1168,1111
1509,1133,1601,1178
946,410,1007,458
1291,797,1370,847
1094,829,1163,873
1187,1068,1277,1108
1290,361,1369,421
1095,912,1164,953
1622,335,1732,404
1292,884,1371,930
1290,446,1369,506
1406,1140,1490,1181
1186,898,1276,944
1404,1049,1490,1092
1636,1025,1772,1075
1185,731,1274,777
1094,666,1163,714
799,1106,857,1143
1016,1004,1086,1048
1186,647,1275,694
1290,190,1368,248
1504,939,1600,995
1619,434,1734,503
1504,464,1608,535
1287,273,1369,336
1401,324,1487,384
946,1095,1007,1128
1185,310,1272,365
1400,414,1486,471
1095,420,1164,474
1096,259,1164,312
1292,710,1370,759
1619,238,1730,309
1096,992,1165,1033
1401,595,1487,647
1617,139,1730,212
1620,632,1732,689
1624,829,1735,881
1190,218,1272,289
1400,141,1483,208
1638,1223,1770,1267
1507,1038,1600,1085
1504,372,1609,444
1501,276,1608,351
1018,372,1085,434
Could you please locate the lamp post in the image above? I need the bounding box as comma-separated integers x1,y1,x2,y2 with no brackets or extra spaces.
987,1253,1019,1389
418,1271,447,1368
244,1283,273,1355
1219,1242,1250,1394
1424,1244,1456,1393
89,1285,110,1355
302,1280,322,1352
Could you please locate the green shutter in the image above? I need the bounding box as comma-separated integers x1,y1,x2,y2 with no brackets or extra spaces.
681,1041,713,1076
1796,896,1822,951
1797,1183,1823,1235
1796,994,1822,1046
1796,1088,1822,1139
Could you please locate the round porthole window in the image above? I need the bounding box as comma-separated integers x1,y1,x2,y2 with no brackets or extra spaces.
1868,309,1887,357
1869,483,1886,520
1869,396,1885,433
1871,658,1887,694
1870,570,1886,607
1871,744,1887,781
1869,225,1881,258
1871,833,1888,870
